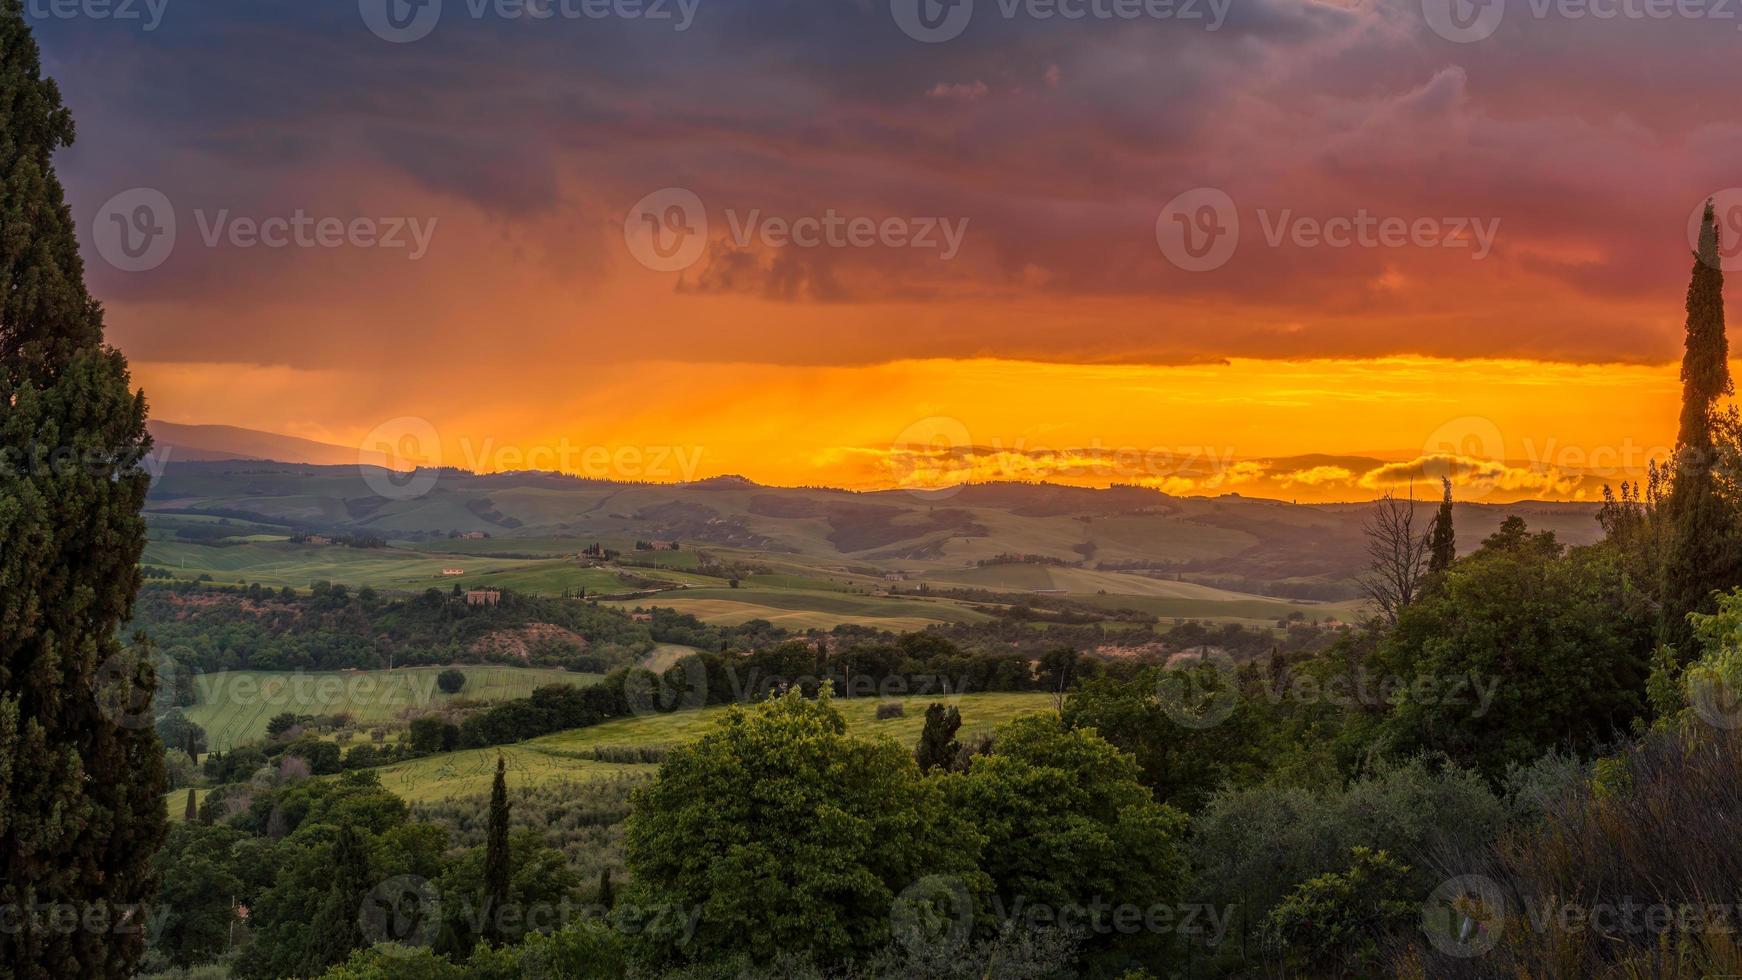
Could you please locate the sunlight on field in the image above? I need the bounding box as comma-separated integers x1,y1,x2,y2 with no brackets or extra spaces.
363,691,1057,804
181,666,602,751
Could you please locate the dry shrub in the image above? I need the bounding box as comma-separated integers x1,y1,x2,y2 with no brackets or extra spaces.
1392,727,1742,978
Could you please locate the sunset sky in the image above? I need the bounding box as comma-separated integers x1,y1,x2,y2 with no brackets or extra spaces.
34,0,1742,501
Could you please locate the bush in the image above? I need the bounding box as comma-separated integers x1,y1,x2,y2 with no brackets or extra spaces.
436,668,467,695
623,691,984,968
875,700,905,720
1389,726,1742,978
1189,757,1504,957
1262,847,1415,973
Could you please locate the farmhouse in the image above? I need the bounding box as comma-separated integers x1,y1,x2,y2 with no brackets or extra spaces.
440,568,464,576
458,531,487,540
465,589,502,607
303,534,333,546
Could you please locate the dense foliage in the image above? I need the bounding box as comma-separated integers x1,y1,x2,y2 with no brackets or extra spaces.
0,3,165,975
130,582,655,674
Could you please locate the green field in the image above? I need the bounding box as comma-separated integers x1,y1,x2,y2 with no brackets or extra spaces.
140,537,680,594
606,587,995,630
367,691,1055,803
182,666,602,751
640,643,704,672
375,749,657,803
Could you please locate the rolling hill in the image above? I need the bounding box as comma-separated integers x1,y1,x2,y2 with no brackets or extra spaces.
141,458,1606,629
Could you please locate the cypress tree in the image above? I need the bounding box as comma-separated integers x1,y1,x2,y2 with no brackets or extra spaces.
1426,477,1456,575
184,788,197,822
483,754,511,946
301,824,372,974
597,868,614,910
914,702,962,772
1660,201,1742,654
0,3,166,976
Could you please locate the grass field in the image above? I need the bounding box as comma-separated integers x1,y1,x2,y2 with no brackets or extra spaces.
140,537,691,596
375,748,657,803
640,643,704,672
606,587,995,630
363,691,1056,803
182,666,603,751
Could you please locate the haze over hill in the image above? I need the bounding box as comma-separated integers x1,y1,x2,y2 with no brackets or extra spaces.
148,421,357,465
142,455,1606,631
145,421,1647,505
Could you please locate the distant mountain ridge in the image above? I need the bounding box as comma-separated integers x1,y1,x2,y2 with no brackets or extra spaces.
148,421,358,466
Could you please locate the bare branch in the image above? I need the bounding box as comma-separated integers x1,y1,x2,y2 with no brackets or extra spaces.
1358,491,1431,625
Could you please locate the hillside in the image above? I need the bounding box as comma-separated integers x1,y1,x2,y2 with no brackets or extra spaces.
141,460,1606,630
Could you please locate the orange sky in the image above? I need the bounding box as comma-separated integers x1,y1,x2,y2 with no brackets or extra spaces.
135,354,1689,503
42,0,1742,503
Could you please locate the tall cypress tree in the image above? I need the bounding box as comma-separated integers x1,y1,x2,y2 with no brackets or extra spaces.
1660,201,1741,655
0,3,166,976
1426,477,1456,575
301,824,371,974
482,754,511,946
